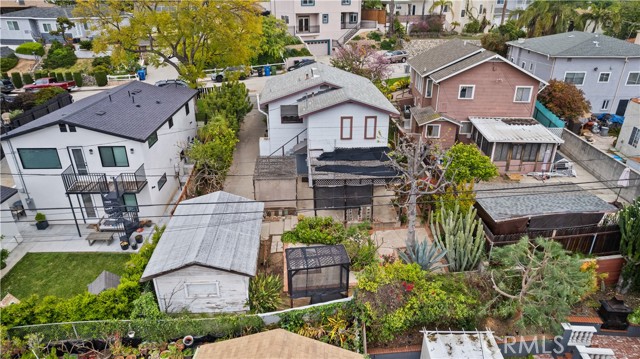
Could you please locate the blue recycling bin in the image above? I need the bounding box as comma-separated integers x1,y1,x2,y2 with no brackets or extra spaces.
264,66,271,76
137,69,146,81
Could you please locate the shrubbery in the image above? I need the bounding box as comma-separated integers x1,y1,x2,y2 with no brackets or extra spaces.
72,72,83,87
34,87,66,105
94,71,108,86
21,73,33,86
0,226,165,328
79,40,93,50
43,41,77,69
283,47,312,58
367,31,382,41
247,274,283,313
10,72,22,88
15,42,45,57
0,54,18,72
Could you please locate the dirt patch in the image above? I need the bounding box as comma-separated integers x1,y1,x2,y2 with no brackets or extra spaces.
8,59,36,74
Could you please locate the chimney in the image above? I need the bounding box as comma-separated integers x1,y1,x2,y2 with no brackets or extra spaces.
108,94,112,102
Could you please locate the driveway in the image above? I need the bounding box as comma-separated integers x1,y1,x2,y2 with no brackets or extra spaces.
222,95,265,199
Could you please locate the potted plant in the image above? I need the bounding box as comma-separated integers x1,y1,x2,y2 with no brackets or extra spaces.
35,212,49,230
182,348,194,359
182,336,194,347
120,240,130,250
131,241,138,250
135,234,144,244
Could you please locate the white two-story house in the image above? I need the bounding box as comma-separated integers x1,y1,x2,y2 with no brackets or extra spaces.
507,32,640,115
1,82,197,237
0,6,101,46
258,63,399,210
260,0,362,55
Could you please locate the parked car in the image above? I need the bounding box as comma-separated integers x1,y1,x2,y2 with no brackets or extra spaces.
1,79,15,94
384,50,408,63
288,59,316,71
23,77,76,92
155,79,189,88
210,66,251,83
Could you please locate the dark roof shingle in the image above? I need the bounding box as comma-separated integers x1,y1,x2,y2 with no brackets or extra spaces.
0,186,18,204
1,81,197,142
1,6,75,19
507,31,640,57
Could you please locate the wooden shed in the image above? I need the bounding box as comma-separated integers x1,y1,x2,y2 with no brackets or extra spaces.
140,191,264,314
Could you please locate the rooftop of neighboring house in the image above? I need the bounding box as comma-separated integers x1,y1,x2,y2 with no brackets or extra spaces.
411,106,459,126
1,81,197,142
421,330,504,359
469,117,564,144
0,0,55,13
475,182,618,221
408,39,546,84
0,46,14,58
507,31,640,58
0,185,18,204
0,5,76,19
140,191,264,281
259,62,399,116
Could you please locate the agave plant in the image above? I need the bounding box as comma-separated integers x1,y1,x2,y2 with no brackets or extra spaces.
397,239,448,271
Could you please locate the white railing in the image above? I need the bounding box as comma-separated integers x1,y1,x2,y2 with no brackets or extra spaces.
575,345,616,359
107,74,138,81
563,323,598,347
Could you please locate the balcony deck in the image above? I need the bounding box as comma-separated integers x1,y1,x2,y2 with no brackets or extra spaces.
62,164,148,195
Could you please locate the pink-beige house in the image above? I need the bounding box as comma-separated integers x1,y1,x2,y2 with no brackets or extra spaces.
405,39,563,174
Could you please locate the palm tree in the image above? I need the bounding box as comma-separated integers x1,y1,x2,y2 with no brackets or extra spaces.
514,0,583,37
580,1,620,33
429,0,453,17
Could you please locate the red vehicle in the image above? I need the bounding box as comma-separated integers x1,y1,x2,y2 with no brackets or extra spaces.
23,77,76,92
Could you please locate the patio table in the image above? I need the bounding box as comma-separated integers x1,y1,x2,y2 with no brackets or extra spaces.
86,232,114,246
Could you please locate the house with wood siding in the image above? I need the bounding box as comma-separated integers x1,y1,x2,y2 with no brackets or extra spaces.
406,39,547,151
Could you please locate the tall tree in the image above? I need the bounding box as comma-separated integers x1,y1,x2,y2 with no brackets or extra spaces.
580,1,620,33
538,79,591,122
512,0,583,37
330,43,392,83
429,0,453,16
73,0,263,87
443,143,498,184
49,17,75,45
387,137,451,248
604,1,640,39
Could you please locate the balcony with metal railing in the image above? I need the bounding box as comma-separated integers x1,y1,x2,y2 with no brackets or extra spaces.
62,164,147,195
114,164,148,194
296,25,320,34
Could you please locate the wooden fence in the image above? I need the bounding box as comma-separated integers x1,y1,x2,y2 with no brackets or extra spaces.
485,223,621,257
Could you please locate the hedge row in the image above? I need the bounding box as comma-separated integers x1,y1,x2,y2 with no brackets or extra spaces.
7,71,87,87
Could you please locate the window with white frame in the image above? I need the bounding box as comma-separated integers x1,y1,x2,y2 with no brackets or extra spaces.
281,15,289,24
301,0,315,6
43,23,53,32
341,116,353,139
458,85,474,99
630,127,640,148
520,61,526,68
598,72,611,83
460,121,472,134
529,62,534,72
349,13,358,23
425,124,440,138
514,86,533,102
184,282,220,298
322,14,329,24
497,0,505,4
510,56,515,63
627,72,640,85
461,9,466,17
342,0,351,4
365,116,377,139
7,21,19,30
426,79,433,98
601,99,610,111
416,76,424,94
564,72,586,85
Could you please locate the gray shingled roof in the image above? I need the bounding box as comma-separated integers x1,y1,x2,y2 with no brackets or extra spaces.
475,182,617,221
260,63,398,116
411,106,459,126
0,186,18,204
140,191,264,281
1,6,76,19
430,51,497,82
507,31,640,58
408,39,484,77
0,46,15,58
1,81,197,142
87,271,121,294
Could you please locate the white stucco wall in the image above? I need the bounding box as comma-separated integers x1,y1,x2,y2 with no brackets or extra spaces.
1,192,22,241
615,99,640,157
0,18,35,41
0,97,196,224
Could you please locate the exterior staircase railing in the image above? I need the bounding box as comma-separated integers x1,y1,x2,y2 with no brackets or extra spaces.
269,128,308,157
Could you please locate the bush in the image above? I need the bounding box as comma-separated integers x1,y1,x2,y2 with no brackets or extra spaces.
0,54,19,72
72,72,83,87
48,72,57,79
64,72,73,81
351,35,362,41
380,37,397,51
1,72,7,79
91,56,112,69
284,47,312,58
198,81,253,132
34,87,66,105
282,217,347,245
94,71,108,86
56,73,65,82
367,31,382,41
11,72,22,88
247,274,283,313
78,40,93,50
463,19,482,34
15,42,45,56
1,248,8,269
43,42,77,69
21,73,33,86
34,71,46,79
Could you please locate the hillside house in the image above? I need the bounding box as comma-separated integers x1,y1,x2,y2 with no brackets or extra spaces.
1,81,197,240
506,32,640,115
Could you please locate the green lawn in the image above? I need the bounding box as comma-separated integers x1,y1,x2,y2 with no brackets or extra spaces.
1,252,131,300
385,76,409,87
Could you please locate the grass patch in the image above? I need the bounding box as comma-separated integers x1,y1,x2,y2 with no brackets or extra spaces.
45,58,93,74
1,252,131,299
386,76,409,87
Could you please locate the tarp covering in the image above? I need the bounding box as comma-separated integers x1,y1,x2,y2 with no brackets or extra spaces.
317,147,390,161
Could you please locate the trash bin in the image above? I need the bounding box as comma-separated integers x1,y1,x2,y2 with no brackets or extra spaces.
257,67,264,77
600,126,609,136
137,69,146,81
141,66,147,76
264,66,271,76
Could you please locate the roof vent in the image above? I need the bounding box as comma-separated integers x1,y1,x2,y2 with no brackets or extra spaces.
156,100,161,104
96,110,106,116
135,104,141,108
593,41,600,47
517,38,525,43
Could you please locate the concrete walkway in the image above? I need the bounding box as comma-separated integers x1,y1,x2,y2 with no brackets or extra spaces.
222,96,265,199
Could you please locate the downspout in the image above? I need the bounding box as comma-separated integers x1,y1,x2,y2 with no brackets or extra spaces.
611,57,629,110
434,83,440,112
6,139,30,201
256,94,269,137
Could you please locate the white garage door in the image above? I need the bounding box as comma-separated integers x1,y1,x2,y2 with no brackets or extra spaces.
305,39,331,56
